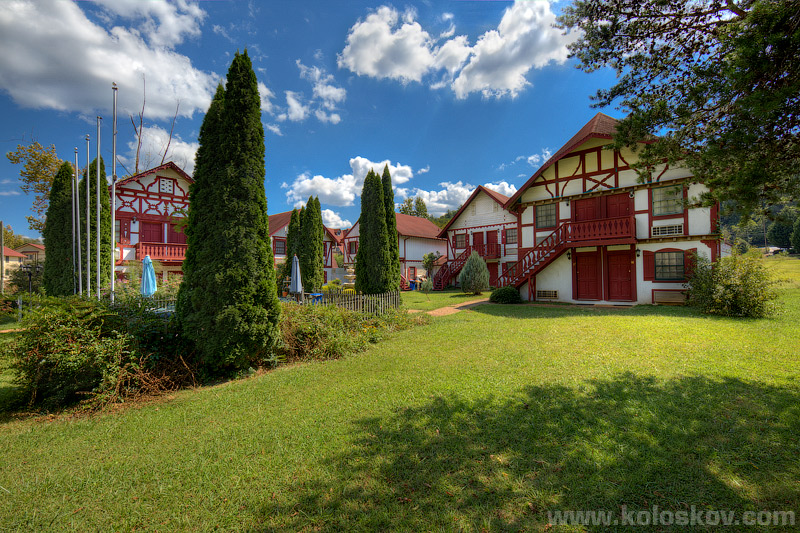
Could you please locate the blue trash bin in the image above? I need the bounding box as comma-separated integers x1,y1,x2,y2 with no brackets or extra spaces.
409,281,416,291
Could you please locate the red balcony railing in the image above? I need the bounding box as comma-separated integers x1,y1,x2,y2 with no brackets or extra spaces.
472,242,501,259
135,242,187,262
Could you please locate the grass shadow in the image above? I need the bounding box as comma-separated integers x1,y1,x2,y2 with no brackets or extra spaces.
256,373,800,531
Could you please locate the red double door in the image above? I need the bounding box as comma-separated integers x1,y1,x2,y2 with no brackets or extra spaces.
573,193,631,222
574,248,635,301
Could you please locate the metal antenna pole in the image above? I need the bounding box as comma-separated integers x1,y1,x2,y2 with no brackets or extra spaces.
75,148,83,295
111,83,118,302
86,134,91,296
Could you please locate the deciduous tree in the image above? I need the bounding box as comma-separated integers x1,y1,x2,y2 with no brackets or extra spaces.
559,0,800,215
414,197,429,219
6,141,62,233
42,161,75,296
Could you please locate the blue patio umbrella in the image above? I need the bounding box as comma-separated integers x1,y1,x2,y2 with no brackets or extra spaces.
289,254,303,302
141,255,158,297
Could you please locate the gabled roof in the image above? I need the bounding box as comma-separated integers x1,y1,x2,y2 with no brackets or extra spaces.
115,161,194,188
395,213,444,239
3,246,25,258
505,113,619,208
342,213,445,240
437,185,510,238
15,242,45,251
268,209,344,243
268,210,293,237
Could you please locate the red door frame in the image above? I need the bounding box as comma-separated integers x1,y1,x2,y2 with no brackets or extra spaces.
605,193,632,218
572,249,602,300
573,197,600,222
487,262,498,286
604,247,636,301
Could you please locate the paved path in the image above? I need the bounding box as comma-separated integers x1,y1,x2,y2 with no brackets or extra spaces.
422,297,490,317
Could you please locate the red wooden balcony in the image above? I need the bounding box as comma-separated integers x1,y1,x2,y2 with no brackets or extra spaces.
568,215,635,243
472,242,502,259
135,242,187,262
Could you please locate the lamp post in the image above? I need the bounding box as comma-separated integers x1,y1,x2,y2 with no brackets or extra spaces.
21,263,42,294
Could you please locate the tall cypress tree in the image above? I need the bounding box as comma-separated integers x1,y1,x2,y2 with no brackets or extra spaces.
78,157,112,291
42,161,75,296
381,165,400,290
177,50,280,373
355,169,390,293
299,196,323,292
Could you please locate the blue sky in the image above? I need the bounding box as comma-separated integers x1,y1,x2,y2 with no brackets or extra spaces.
0,0,617,238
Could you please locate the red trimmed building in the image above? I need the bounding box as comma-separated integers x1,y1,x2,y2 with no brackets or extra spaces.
342,212,447,287
434,185,519,289
112,162,193,280
268,210,343,283
498,112,723,304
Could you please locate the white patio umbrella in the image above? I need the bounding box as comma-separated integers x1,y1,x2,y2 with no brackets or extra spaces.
289,254,303,302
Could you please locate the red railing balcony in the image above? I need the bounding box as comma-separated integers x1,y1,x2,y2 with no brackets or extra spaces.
135,242,187,262
568,216,635,242
472,242,501,259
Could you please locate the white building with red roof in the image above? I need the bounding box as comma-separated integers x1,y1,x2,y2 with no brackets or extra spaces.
268,210,343,284
342,213,447,287
434,185,520,289
111,162,193,279
499,112,722,304
14,242,45,263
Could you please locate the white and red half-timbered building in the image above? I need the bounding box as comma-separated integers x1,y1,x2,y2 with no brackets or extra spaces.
434,186,519,289
112,162,193,280
499,113,724,304
343,213,447,287
268,210,344,283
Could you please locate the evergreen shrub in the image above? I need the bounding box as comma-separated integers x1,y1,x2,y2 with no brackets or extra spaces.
490,285,522,304
458,251,490,294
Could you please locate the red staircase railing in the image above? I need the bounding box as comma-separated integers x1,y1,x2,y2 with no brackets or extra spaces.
433,246,473,290
400,274,409,290
135,242,187,262
497,215,635,288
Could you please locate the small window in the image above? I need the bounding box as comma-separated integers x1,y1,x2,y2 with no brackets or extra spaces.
536,203,557,228
655,251,685,280
159,178,175,194
505,228,518,245
652,185,683,216
274,239,286,256
454,234,467,248
348,241,358,254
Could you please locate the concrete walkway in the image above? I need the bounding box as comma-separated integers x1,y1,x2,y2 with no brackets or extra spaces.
414,297,490,317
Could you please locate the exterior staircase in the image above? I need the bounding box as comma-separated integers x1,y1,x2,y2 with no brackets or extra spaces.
496,215,636,288
432,246,473,290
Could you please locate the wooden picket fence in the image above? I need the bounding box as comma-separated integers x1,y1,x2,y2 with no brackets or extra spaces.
302,289,401,314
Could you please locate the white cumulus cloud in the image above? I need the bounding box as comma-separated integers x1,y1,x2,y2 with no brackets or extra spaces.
411,181,476,217
483,180,517,197
283,156,418,208
339,1,575,100
0,0,218,120
338,6,436,83
321,209,352,229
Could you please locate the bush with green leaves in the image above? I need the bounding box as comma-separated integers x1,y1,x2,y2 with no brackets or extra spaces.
6,299,136,408
490,285,522,304
277,303,428,362
685,252,781,318
458,251,490,295
792,216,800,253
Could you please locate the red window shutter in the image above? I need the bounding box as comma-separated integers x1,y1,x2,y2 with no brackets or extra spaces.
643,251,655,281
684,248,697,278
501,229,507,244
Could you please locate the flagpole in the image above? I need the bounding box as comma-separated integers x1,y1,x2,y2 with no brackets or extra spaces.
86,134,91,296
75,148,83,296
111,83,118,302
71,147,76,294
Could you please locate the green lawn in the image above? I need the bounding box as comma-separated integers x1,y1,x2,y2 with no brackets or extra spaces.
1,258,799,531
401,287,487,311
